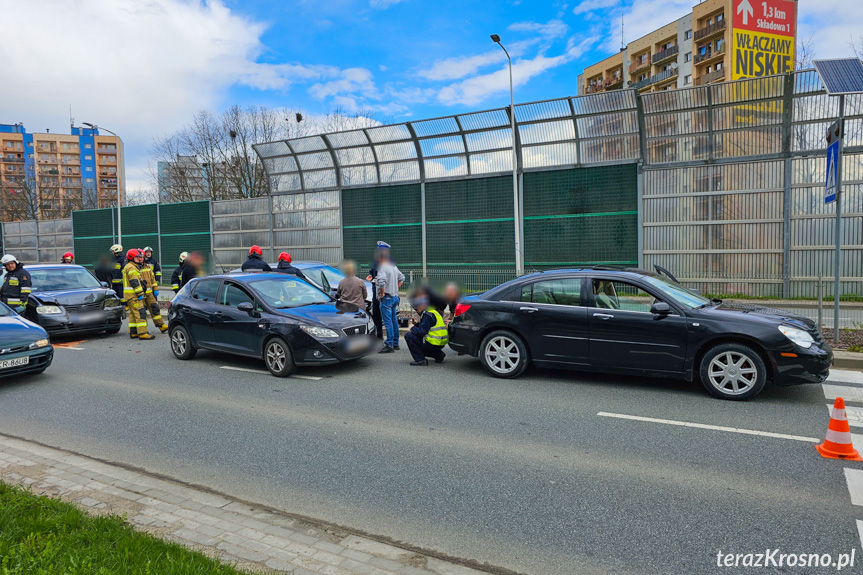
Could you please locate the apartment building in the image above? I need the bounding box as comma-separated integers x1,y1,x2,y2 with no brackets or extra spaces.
0,124,124,221
578,0,797,95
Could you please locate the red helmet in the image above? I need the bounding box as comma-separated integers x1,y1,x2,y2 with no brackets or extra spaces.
126,249,141,260
62,252,74,262
249,245,262,256
278,252,291,263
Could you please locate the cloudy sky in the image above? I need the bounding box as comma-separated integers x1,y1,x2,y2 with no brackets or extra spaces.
1,0,860,192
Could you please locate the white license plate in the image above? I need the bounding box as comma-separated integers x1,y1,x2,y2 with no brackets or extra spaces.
0,356,29,370
72,311,103,323
345,338,369,353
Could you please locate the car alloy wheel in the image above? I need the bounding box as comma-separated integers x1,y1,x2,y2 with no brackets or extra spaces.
707,351,758,395
266,341,287,372
171,329,187,356
484,335,521,375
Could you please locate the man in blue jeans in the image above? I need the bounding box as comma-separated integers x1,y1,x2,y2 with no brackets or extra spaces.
374,245,404,353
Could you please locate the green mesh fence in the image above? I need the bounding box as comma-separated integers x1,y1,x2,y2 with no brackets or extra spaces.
523,165,638,266
120,205,159,261
159,201,211,272
72,208,116,269
343,184,422,266
426,176,514,267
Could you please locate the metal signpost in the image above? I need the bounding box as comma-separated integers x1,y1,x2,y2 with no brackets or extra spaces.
813,58,863,344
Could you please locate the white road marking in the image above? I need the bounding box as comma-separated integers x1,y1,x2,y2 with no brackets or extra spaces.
828,369,863,385
844,468,863,506
823,384,863,403
858,521,863,553
597,412,820,443
54,346,85,350
219,366,323,381
830,405,863,428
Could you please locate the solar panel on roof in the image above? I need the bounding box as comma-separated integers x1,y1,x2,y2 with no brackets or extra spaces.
813,58,863,95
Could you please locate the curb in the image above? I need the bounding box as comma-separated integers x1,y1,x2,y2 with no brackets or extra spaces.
834,351,863,370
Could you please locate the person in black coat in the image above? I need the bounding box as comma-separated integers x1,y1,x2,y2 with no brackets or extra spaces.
273,252,306,279
171,252,188,290
241,245,272,272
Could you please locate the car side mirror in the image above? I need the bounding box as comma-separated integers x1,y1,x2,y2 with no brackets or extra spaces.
651,301,671,316
237,302,255,315
100,281,109,288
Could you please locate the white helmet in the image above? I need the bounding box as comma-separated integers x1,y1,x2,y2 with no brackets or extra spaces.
179,251,189,263
1,254,19,266
110,244,123,255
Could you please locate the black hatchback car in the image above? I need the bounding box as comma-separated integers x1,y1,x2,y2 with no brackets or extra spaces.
23,265,124,336
448,268,832,400
168,273,376,376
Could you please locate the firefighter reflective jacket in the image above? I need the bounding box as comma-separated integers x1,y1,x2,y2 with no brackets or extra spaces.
123,261,146,302
140,263,157,294
112,255,126,297
0,265,32,307
171,264,184,290
145,256,162,284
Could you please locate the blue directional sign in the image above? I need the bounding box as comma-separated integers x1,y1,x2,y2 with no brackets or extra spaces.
825,140,840,204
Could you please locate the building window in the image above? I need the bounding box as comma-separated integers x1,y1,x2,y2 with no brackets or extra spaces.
85,166,93,172
716,38,725,52
685,52,692,62
716,13,723,21
716,62,723,70
685,75,692,85
85,178,94,183
84,143,92,149
84,155,92,160
685,30,693,40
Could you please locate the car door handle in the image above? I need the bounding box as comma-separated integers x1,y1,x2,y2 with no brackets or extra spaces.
519,307,539,313
214,311,223,319
593,313,614,320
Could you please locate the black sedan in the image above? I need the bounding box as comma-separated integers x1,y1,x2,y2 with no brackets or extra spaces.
168,273,377,376
0,302,53,377
23,265,124,336
448,268,832,400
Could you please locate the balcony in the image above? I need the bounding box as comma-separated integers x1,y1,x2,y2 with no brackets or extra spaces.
2,157,25,164
695,46,725,65
652,45,679,65
694,18,726,42
604,76,625,90
631,67,679,91
96,147,117,154
630,57,652,76
696,68,726,85
100,178,118,187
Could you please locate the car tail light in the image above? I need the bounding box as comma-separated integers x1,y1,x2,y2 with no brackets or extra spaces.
454,303,471,317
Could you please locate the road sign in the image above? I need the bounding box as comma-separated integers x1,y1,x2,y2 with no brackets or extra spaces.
732,0,796,80
825,140,839,204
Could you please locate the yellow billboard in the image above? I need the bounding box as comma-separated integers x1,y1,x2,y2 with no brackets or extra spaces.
731,0,797,80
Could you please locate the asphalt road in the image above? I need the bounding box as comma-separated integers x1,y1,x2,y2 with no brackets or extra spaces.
0,326,860,575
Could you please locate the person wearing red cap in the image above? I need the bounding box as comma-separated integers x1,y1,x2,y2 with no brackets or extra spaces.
241,245,272,272
61,252,74,264
122,249,155,340
274,252,306,280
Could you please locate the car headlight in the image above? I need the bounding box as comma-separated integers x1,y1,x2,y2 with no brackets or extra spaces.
367,315,375,331
300,325,340,339
36,305,62,315
104,297,121,307
29,339,49,349
778,325,814,349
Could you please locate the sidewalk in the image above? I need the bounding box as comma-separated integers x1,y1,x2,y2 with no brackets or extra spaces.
0,433,495,575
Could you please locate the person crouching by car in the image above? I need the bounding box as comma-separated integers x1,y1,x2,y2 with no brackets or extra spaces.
404,287,448,366
336,260,366,308
274,252,306,280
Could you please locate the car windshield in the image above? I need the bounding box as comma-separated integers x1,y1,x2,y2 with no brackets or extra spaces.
249,277,332,309
643,275,711,309
29,268,101,291
0,302,13,317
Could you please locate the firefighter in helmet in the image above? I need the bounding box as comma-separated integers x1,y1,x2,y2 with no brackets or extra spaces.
171,252,188,291
143,246,162,286
61,252,74,264
0,254,32,312
122,249,155,340
110,244,125,300
139,250,168,333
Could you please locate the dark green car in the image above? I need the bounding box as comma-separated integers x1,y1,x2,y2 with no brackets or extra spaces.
0,302,54,377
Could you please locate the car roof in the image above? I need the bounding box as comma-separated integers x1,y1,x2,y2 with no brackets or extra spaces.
193,273,314,283
518,267,659,280
26,264,86,270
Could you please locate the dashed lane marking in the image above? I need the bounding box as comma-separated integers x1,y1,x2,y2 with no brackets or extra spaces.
823,384,863,403
218,366,323,381
828,369,863,385
844,468,863,506
53,346,85,350
830,405,863,428
596,412,820,443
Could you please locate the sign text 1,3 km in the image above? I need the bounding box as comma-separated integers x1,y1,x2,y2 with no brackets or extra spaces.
732,0,797,80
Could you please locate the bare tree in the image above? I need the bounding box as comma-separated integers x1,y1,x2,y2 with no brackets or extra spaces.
796,36,816,71
149,105,382,203
853,36,863,60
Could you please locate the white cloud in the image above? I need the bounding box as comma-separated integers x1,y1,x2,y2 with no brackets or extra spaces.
0,0,343,190
310,68,377,100
508,19,569,39
796,0,863,60
572,0,619,15
417,40,539,82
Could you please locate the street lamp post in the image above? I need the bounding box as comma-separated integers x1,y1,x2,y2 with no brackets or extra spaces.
491,34,523,277
82,123,123,245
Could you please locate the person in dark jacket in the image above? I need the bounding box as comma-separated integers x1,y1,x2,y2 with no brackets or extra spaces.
109,244,125,300
273,252,306,279
180,251,203,287
365,241,390,340
0,255,32,311
94,254,114,286
171,252,188,290
143,246,162,286
403,287,448,366
241,245,272,272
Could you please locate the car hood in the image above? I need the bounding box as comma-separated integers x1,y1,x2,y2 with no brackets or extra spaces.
0,314,48,346
700,302,817,331
31,288,113,306
272,302,368,327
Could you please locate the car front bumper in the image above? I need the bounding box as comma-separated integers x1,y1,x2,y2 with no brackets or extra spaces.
294,332,379,366
38,307,123,336
0,345,54,378
771,343,833,386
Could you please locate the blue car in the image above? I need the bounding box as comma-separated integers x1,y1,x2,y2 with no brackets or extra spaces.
0,302,53,377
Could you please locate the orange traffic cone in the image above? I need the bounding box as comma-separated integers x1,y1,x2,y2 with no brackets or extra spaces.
816,397,863,461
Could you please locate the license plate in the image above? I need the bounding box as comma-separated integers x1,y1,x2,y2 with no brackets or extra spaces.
0,356,29,370
72,311,103,324
345,337,370,354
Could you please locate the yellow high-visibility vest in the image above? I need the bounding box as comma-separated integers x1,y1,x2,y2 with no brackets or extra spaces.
424,308,449,347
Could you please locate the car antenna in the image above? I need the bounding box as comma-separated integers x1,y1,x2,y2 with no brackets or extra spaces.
518,246,541,275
